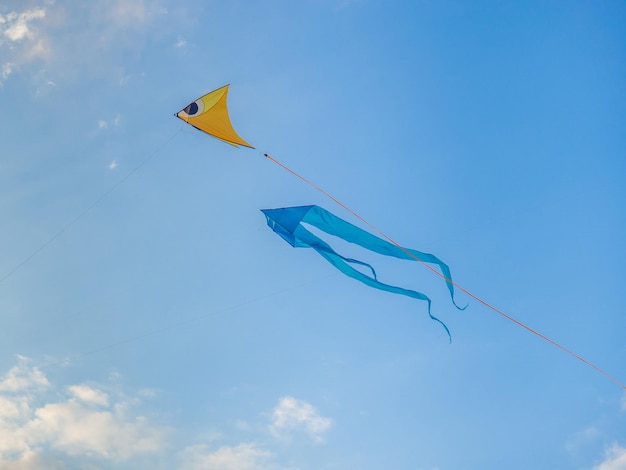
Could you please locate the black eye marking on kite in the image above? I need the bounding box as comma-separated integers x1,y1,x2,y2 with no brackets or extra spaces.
184,102,199,115
179,99,204,118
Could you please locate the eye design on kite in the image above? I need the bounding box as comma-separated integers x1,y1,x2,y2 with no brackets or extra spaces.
178,99,204,118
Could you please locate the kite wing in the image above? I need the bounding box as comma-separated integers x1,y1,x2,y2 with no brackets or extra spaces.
176,84,254,148
262,205,465,341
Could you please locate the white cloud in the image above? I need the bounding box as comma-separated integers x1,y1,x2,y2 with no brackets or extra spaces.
178,396,333,469
180,443,272,470
109,160,119,170
0,450,68,470
1,62,13,81
0,6,49,85
0,357,168,466
109,0,150,26
566,425,600,453
2,8,46,42
594,444,626,470
0,356,49,393
0,1,177,88
234,419,252,431
98,114,122,130
0,359,332,468
68,384,109,406
27,399,166,460
269,396,332,443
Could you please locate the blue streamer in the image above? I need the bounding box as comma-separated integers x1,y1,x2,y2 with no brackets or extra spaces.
261,205,466,341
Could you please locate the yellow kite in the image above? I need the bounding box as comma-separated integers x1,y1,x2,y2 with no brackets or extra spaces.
176,84,254,148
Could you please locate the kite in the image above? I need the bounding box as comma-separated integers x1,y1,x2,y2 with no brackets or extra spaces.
176,84,254,148
262,205,465,341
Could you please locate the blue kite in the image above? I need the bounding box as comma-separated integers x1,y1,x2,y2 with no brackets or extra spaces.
261,205,466,341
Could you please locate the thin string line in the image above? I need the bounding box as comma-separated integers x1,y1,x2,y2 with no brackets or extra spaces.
264,153,626,390
0,128,183,285
37,273,334,371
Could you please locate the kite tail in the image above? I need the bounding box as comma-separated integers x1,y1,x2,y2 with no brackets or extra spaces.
262,205,455,340
343,257,378,279
310,241,452,342
409,249,467,311
422,298,452,343
303,205,466,311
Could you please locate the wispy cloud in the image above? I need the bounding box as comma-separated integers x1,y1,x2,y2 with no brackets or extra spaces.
0,1,178,88
67,384,110,406
107,0,168,27
0,355,49,392
566,425,601,454
1,62,13,81
179,443,272,470
0,6,48,84
269,396,332,443
594,444,626,470
110,0,150,26
98,114,122,130
1,8,46,42
179,396,333,469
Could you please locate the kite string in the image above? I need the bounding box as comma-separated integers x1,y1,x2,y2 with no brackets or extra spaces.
0,128,183,285
264,153,626,391
37,272,336,371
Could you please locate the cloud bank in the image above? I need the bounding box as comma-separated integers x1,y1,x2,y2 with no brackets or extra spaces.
0,357,333,469
0,356,168,468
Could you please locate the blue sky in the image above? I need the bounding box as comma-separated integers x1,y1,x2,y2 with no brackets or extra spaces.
0,0,625,468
